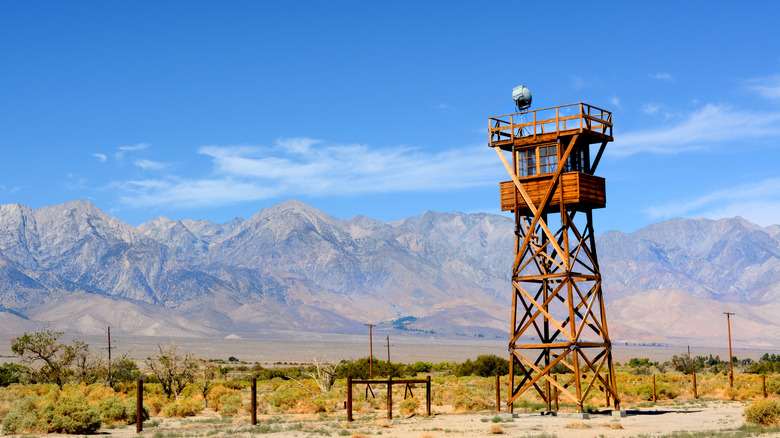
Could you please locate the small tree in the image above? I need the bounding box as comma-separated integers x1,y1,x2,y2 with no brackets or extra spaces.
10,330,92,388
196,361,216,408
146,343,197,398
304,356,337,394
671,354,703,375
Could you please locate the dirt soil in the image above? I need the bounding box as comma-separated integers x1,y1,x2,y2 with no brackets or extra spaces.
32,399,780,438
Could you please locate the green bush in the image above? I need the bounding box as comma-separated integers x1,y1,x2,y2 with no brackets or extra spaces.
452,394,490,411
1,395,48,434
98,396,128,424
745,399,780,426
454,355,508,377
44,393,102,434
0,363,25,387
124,398,150,424
161,400,203,418
398,397,420,415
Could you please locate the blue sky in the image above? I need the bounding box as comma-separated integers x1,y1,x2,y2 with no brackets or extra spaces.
2,1,780,234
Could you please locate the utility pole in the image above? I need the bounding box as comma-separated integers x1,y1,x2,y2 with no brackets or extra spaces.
365,323,375,378
385,335,394,363
107,327,113,386
724,312,735,387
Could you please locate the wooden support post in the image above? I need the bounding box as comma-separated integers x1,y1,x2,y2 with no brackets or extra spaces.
495,375,501,412
763,375,767,398
652,374,657,403
426,375,431,416
251,377,257,425
554,375,559,411
347,376,353,422
692,372,698,399
136,379,143,434
387,376,393,420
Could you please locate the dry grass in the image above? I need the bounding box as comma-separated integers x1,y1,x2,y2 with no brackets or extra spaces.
490,424,505,434
566,421,590,429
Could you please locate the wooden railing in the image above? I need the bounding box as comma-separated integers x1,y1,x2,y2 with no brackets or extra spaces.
489,103,612,146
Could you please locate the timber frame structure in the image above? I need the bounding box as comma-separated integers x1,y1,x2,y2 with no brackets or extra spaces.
488,103,620,412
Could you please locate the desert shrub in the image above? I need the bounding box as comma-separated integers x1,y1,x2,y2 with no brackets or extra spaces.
161,399,203,418
766,376,780,395
144,394,167,416
220,403,239,417
124,399,149,424
398,397,420,415
98,396,128,424
623,380,680,400
452,394,490,411
1,395,48,434
207,385,241,412
267,386,308,411
43,393,102,434
0,363,25,387
745,399,780,426
336,358,404,379
454,355,508,377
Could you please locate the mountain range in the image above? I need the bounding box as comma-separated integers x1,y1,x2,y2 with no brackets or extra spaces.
0,199,778,349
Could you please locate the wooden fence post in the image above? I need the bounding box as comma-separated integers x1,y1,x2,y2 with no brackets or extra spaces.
426,375,431,416
136,379,143,434
347,376,353,422
495,375,500,412
251,377,257,425
692,372,698,399
387,376,393,420
652,374,656,402
554,375,559,411
763,375,767,398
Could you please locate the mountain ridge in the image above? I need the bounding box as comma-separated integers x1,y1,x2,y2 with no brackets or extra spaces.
0,199,778,348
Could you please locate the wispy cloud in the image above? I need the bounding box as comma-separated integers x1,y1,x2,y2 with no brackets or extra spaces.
744,74,780,100
645,177,780,227
119,143,150,151
92,153,107,162
649,73,673,81
609,97,622,110
118,138,501,208
115,142,151,163
642,103,661,114
612,104,780,157
134,159,170,170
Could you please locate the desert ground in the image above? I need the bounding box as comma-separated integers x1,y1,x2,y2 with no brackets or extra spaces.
28,399,777,438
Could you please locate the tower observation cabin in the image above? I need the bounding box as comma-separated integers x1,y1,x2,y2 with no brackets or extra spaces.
489,102,612,214
488,88,619,413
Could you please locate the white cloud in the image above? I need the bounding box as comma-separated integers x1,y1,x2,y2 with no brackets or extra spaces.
612,104,780,157
92,153,107,162
642,103,661,114
118,138,502,209
119,143,150,151
134,159,170,170
744,74,780,100
644,177,780,227
649,73,673,81
609,97,622,110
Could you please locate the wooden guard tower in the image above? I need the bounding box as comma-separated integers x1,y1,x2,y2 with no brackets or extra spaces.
488,102,620,412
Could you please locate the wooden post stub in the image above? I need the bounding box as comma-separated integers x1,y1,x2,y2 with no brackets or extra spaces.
763,375,767,398
387,375,393,420
652,374,657,402
495,375,501,412
136,379,143,434
251,377,257,425
692,372,698,399
347,376,353,422
426,375,431,416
